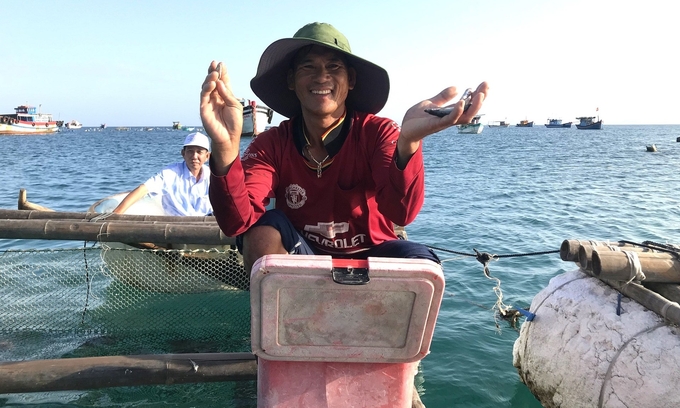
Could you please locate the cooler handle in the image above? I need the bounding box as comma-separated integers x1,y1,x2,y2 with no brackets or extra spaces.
331,259,370,285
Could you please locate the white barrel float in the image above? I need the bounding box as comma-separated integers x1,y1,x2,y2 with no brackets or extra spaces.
250,255,444,408
513,269,680,407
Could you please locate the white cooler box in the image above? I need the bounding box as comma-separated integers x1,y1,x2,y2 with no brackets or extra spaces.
250,255,445,408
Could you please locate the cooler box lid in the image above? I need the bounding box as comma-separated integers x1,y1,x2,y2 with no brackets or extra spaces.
250,255,445,363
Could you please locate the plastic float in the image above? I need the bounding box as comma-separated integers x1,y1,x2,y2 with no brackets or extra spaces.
250,255,445,408
513,239,680,407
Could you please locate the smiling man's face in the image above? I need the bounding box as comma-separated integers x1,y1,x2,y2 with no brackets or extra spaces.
288,45,356,120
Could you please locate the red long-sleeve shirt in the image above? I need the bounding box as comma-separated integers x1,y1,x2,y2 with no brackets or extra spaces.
210,111,425,255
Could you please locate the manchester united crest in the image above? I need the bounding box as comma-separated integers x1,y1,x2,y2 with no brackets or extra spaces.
285,184,307,209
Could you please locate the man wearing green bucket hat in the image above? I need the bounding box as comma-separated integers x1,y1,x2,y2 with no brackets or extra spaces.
200,22,489,273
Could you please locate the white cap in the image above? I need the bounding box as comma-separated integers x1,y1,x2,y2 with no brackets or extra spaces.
183,132,211,151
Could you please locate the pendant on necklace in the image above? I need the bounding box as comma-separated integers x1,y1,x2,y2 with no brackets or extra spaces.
305,145,328,178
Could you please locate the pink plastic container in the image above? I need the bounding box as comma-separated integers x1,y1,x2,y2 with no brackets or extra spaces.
250,255,445,407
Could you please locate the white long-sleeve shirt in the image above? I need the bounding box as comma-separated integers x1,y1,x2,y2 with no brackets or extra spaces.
144,161,212,216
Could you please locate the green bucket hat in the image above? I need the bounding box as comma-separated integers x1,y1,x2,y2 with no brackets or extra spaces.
250,22,390,119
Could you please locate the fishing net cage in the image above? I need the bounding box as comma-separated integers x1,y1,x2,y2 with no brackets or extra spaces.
0,242,251,362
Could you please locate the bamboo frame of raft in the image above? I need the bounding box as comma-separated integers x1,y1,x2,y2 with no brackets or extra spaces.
560,239,680,283
0,217,234,245
0,353,258,394
7,189,236,245
4,207,218,224
0,352,425,407
560,239,680,327
8,188,408,243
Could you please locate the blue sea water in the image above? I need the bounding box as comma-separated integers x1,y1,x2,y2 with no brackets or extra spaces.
1,124,680,407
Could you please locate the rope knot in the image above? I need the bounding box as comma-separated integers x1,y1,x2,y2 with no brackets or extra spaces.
474,249,496,277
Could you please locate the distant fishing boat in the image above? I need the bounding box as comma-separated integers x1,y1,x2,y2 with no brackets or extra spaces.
545,119,572,128
64,120,83,130
458,114,484,134
0,104,62,135
516,120,534,127
488,120,510,128
171,121,197,132
170,100,273,137
241,99,274,137
575,116,603,130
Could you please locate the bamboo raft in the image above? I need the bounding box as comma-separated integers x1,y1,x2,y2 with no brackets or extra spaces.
2,190,426,407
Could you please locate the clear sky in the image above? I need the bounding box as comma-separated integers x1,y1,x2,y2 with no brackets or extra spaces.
2,0,677,127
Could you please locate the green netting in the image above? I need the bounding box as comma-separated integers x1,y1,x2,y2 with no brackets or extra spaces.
0,244,251,362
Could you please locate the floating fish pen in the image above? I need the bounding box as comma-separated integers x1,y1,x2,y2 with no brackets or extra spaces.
0,203,430,407
0,208,256,395
514,239,680,407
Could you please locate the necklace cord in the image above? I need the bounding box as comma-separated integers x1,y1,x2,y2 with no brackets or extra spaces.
304,145,330,178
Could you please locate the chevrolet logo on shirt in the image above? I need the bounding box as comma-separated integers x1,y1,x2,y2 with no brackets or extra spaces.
304,222,350,239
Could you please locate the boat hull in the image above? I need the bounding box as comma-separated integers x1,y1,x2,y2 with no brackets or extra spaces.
545,122,572,128
0,121,59,135
458,123,484,134
488,120,510,128
516,122,534,127
545,119,572,128
576,121,603,130
2,105,61,135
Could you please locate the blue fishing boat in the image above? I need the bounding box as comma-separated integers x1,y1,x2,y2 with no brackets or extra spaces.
545,119,572,128
575,116,603,130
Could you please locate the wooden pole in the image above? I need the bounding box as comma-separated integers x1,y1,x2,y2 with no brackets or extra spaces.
0,353,257,393
592,250,680,282
561,239,588,262
0,219,236,246
560,239,652,263
0,209,217,224
560,239,619,262
576,242,662,271
13,188,216,223
0,353,426,407
17,188,54,212
578,244,595,272
643,282,680,305
600,278,680,326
